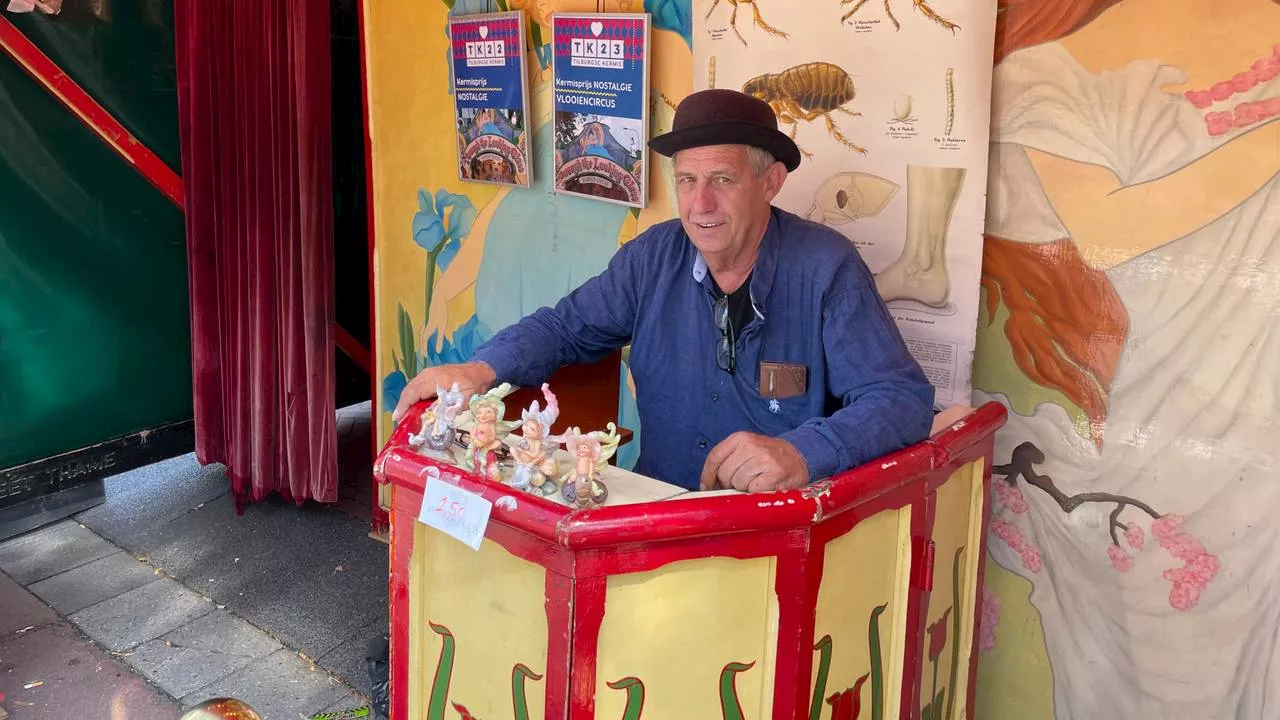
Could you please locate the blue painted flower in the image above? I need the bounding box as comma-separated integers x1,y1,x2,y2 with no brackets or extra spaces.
433,189,476,271
412,189,446,253
425,314,489,366
411,187,477,272
382,370,409,411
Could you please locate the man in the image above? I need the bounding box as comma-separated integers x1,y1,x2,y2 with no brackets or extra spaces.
392,89,935,493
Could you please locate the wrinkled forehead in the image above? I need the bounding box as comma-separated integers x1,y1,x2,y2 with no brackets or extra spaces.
673,144,752,175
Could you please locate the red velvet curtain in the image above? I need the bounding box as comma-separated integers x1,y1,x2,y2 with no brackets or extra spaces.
174,0,337,509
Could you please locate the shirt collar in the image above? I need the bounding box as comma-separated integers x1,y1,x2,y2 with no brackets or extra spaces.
689,208,780,320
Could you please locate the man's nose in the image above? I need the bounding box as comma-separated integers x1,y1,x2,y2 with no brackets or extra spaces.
691,182,717,214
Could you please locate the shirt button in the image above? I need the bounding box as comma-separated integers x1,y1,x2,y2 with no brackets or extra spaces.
697,438,708,450
710,392,720,401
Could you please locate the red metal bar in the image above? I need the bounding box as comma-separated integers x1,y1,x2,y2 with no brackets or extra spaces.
484,517,576,577
335,322,371,374
573,527,807,577
0,16,184,208
911,536,936,592
814,443,936,522
810,477,923,547
901,494,936,720
569,576,607,719
544,570,574,719
773,546,825,720
926,403,1007,468
388,487,415,720
555,493,820,548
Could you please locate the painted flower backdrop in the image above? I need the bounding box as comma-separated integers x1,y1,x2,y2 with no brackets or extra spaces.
382,188,482,411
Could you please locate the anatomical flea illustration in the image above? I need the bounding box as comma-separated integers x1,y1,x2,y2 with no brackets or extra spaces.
705,0,789,47
742,61,867,156
805,172,900,225
840,0,959,33
875,165,965,308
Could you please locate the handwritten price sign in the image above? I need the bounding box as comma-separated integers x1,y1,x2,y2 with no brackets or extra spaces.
418,474,493,550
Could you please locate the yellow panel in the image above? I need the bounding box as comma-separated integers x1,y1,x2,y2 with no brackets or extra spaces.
408,524,548,720
810,506,913,720
595,557,778,718
973,557,1055,720
921,460,985,720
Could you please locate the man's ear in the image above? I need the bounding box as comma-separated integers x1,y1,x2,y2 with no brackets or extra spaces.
762,161,788,202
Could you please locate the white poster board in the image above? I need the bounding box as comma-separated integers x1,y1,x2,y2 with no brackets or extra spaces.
693,0,998,407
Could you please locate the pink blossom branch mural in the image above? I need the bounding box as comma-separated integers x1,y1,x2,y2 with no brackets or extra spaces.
977,590,999,654
991,441,1220,611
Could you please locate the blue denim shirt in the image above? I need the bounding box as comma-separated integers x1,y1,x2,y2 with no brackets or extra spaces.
472,207,935,490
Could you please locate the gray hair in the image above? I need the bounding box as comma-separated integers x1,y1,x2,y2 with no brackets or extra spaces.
673,144,777,176
744,145,777,176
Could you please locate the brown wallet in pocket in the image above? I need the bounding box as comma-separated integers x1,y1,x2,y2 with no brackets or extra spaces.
759,361,807,398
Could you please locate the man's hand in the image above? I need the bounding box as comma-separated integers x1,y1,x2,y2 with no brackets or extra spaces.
391,361,497,424
699,432,810,493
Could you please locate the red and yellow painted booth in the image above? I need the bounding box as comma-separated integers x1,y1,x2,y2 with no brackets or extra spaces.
376,401,1004,719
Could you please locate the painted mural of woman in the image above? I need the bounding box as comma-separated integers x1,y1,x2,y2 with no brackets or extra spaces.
976,0,1280,716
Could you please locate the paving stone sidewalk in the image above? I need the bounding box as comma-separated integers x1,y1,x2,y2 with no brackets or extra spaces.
0,403,388,720
0,520,376,720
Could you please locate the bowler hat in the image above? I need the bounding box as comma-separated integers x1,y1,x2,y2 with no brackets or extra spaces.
649,89,802,172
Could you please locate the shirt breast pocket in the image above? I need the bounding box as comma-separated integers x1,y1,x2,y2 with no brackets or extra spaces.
745,388,815,436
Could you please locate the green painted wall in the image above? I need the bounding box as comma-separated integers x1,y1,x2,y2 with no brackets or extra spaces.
0,7,190,470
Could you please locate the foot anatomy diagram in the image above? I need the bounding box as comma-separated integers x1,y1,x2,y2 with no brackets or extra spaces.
874,165,964,312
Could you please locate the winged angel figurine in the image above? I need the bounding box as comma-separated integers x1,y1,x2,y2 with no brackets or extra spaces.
505,384,563,496
558,423,620,508
407,382,466,457
454,383,522,483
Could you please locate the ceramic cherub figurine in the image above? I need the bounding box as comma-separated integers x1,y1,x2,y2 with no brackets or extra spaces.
558,423,620,508
505,384,564,496
460,384,519,483
407,382,466,457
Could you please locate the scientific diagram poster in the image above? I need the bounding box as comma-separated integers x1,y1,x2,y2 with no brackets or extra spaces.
551,13,651,208
693,0,998,407
449,11,532,188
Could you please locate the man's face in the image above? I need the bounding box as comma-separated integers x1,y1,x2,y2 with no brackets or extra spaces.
674,145,784,259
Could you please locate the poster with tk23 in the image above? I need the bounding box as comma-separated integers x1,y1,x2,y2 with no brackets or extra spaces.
552,13,651,208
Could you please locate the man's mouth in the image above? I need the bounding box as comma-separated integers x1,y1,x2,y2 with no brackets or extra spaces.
696,221,725,229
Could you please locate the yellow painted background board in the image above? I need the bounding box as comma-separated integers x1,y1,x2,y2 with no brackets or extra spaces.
409,524,548,719
810,506,913,720
594,556,779,717
921,461,984,720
